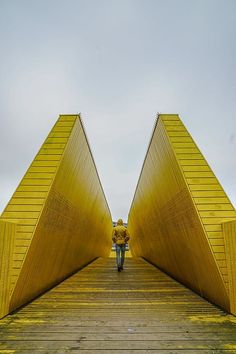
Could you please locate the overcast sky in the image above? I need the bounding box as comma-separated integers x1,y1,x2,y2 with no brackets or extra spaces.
0,0,236,221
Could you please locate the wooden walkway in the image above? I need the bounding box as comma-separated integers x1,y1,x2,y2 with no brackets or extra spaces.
0,257,236,353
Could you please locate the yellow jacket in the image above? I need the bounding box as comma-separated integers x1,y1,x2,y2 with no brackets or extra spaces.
112,219,130,245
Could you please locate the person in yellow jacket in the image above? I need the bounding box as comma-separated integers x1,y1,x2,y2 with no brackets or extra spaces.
112,219,130,272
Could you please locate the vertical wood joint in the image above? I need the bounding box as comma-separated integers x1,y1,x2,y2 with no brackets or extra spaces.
0,220,16,318
222,220,236,315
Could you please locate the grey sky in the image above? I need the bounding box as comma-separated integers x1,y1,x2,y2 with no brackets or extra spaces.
0,0,236,221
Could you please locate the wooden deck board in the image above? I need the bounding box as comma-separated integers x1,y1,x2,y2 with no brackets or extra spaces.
0,257,236,353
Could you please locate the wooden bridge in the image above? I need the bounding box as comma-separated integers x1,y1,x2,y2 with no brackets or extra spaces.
1,256,236,353
1,114,236,352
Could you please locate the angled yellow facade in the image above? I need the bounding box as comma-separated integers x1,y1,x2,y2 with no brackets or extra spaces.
128,114,236,314
0,115,113,318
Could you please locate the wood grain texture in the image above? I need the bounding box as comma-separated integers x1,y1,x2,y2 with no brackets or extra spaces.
223,220,236,315
128,114,236,313
1,116,75,294
0,115,112,318
0,257,236,353
0,220,15,318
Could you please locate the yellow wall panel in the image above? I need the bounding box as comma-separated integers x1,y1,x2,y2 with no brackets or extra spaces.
199,211,236,218
0,115,112,318
198,203,234,210
222,220,236,314
194,197,230,204
42,143,66,148
6,205,42,212
32,161,60,167
190,184,223,190
179,160,208,166
16,225,35,232
173,142,197,148
48,132,71,138
3,211,39,219
171,137,193,142
24,172,55,179
35,155,62,161
0,220,15,318
211,239,226,246
29,167,58,172
191,191,226,197
128,114,236,314
184,172,215,178
182,165,211,171
39,148,64,154
14,192,48,199
177,153,200,159
10,198,44,205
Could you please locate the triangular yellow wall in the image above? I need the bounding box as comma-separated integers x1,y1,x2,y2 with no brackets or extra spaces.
0,115,112,318
128,114,236,313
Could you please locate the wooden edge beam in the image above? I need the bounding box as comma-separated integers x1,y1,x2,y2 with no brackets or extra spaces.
0,219,16,318
222,219,236,315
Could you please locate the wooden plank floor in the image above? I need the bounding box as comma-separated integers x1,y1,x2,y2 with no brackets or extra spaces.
0,257,236,353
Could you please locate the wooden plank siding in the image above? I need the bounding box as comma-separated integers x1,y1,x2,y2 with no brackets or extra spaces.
162,115,236,294
0,257,236,353
0,115,113,318
1,115,76,295
128,114,236,314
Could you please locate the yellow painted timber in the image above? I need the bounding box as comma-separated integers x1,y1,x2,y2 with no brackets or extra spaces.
0,220,16,318
222,220,236,315
128,114,236,314
0,115,112,318
1,257,236,352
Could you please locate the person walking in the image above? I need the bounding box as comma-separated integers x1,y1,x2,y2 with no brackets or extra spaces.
112,219,130,272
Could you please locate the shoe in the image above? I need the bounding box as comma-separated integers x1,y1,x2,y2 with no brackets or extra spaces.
118,267,121,272
120,266,123,270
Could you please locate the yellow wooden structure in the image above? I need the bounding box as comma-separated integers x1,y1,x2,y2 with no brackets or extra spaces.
1,113,236,319
128,114,236,315
0,115,113,319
